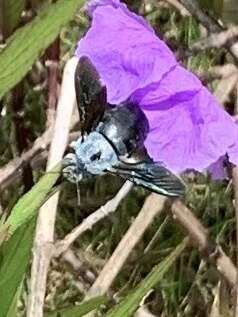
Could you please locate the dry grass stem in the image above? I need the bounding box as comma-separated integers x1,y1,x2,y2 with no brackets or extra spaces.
86,193,167,298
26,57,78,317
54,181,133,257
214,72,238,104
0,127,53,191
198,64,238,83
178,0,238,62
177,0,223,33
164,0,190,16
209,283,220,317
135,306,157,317
191,26,238,51
0,130,79,191
171,200,237,287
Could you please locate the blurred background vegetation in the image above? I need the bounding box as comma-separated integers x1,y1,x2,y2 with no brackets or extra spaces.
1,0,238,316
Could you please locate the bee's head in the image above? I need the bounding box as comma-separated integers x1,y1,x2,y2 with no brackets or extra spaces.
62,153,84,184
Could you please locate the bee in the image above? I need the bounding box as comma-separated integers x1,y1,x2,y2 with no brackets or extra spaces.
62,56,185,197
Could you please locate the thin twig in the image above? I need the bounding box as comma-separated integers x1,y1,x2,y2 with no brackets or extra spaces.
214,71,238,105
54,181,133,257
0,127,53,191
30,131,80,170
178,0,223,33
198,64,238,83
198,63,238,109
209,282,221,317
177,0,238,62
207,64,237,78
191,26,238,51
26,57,78,317
164,0,190,16
0,117,79,192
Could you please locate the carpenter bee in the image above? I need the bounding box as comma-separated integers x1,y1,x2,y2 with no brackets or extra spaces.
62,56,185,197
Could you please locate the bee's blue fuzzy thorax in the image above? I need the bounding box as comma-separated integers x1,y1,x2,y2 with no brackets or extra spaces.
62,132,118,183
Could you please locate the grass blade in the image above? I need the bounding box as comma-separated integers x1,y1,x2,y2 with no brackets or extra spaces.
0,219,35,317
44,296,108,317
0,0,84,99
0,164,61,243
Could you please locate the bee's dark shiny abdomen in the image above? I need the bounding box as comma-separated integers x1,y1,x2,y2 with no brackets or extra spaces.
97,103,149,157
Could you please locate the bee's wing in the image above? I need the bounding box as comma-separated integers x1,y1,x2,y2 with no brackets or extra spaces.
75,56,107,135
108,161,185,197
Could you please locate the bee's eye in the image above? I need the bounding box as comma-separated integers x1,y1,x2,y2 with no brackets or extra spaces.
67,147,74,154
90,151,101,161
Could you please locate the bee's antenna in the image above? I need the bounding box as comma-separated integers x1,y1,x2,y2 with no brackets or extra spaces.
76,180,80,206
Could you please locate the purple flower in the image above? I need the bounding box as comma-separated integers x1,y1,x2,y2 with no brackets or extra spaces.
75,0,238,176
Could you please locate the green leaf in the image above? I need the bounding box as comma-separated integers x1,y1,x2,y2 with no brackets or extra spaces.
0,0,84,100
44,296,108,317
0,163,61,241
0,219,36,317
105,239,188,317
0,0,25,39
6,285,21,317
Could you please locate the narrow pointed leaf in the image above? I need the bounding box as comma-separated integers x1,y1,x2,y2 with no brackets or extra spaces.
0,0,84,99
0,219,35,317
0,164,61,242
44,296,108,317
6,285,21,317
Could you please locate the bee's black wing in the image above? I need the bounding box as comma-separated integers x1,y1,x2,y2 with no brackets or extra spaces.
75,56,107,135
108,160,185,197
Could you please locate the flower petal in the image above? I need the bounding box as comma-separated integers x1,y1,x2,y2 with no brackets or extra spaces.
75,0,238,175
75,1,176,104
138,67,238,172
86,0,121,17
208,158,227,180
